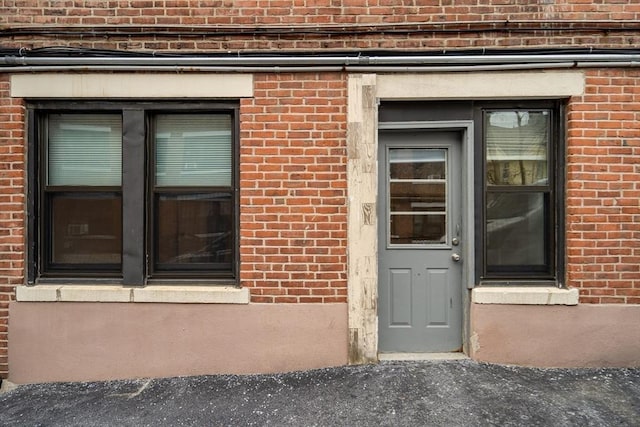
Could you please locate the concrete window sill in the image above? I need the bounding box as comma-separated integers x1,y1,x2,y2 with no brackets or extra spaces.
472,287,579,306
15,285,250,304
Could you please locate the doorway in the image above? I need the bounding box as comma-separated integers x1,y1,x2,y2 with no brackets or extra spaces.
377,127,466,353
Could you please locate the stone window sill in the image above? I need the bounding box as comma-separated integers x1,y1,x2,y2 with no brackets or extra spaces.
471,287,579,306
15,285,250,304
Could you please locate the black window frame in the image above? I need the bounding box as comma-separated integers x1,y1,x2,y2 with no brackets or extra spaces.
474,100,565,286
27,100,240,286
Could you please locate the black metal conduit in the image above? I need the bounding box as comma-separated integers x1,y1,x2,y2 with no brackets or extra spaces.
1,53,640,68
2,45,640,72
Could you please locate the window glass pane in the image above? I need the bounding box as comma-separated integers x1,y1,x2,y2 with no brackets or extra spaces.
390,214,446,245
50,193,122,266
390,182,445,212
486,111,549,186
155,114,232,187
390,148,445,180
156,193,232,268
388,148,447,245
486,192,548,271
48,114,122,186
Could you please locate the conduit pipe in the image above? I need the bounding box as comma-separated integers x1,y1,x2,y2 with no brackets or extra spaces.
0,65,345,73
2,53,640,67
1,61,640,74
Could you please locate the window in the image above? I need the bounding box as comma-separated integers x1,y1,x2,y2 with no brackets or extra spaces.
477,102,564,283
28,102,239,285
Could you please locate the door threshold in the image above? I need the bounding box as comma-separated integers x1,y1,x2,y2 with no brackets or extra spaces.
378,352,469,361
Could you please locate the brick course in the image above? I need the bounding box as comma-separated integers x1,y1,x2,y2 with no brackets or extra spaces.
567,69,640,304
1,1,640,51
0,75,25,378
240,73,348,303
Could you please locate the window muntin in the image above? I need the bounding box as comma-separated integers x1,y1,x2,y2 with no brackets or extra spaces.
482,108,555,279
34,104,238,283
388,147,447,245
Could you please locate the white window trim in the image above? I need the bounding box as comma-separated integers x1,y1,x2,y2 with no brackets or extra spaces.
472,287,579,305
376,71,585,100
10,73,254,98
16,285,250,304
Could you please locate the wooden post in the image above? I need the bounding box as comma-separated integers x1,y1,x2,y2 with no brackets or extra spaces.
347,74,378,364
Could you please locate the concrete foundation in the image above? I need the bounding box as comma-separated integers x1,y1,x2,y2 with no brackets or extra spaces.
8,302,348,384
470,303,640,367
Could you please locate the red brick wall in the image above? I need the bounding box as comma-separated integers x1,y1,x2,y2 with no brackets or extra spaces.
1,0,639,51
2,0,639,26
240,73,348,303
0,75,25,378
567,69,640,305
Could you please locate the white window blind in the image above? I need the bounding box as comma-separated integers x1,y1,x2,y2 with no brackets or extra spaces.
155,114,232,187
48,114,122,186
486,111,549,186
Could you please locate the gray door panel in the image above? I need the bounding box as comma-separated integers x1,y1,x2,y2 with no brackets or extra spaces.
378,130,463,353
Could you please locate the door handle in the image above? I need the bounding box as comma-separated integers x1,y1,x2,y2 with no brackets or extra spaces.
451,253,461,262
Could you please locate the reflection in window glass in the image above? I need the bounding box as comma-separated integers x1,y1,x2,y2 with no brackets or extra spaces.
390,214,446,245
156,193,232,269
390,182,445,212
485,111,548,186
390,148,445,180
50,193,122,266
486,192,548,271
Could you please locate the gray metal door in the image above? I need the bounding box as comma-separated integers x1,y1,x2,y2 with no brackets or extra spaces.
378,129,463,353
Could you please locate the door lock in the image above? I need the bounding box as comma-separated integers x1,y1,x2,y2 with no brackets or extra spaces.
452,237,459,246
451,253,461,262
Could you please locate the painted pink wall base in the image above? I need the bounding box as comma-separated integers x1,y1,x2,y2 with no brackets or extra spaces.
470,304,640,367
8,302,348,384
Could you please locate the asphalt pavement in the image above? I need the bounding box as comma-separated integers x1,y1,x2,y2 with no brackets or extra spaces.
1,359,639,426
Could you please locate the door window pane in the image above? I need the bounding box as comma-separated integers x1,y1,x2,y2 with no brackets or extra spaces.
50,193,122,266
48,114,122,186
486,111,548,186
390,148,445,180
155,193,233,268
486,192,548,271
155,114,232,187
390,214,446,245
388,148,447,245
390,182,445,212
